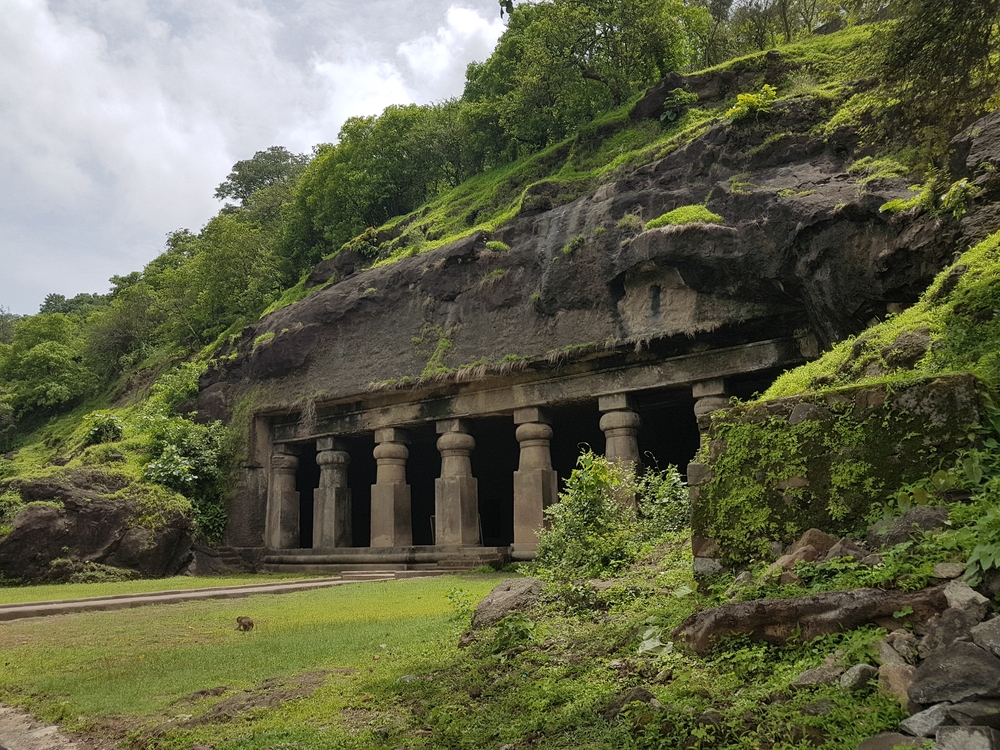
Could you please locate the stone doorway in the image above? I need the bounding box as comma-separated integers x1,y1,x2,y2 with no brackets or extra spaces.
342,435,377,547
294,444,320,549
549,402,606,490
406,425,439,546
633,390,701,476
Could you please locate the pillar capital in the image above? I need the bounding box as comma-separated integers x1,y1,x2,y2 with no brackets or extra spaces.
374,427,410,445
316,436,347,452
270,452,299,473
273,442,300,456
692,378,727,399
436,418,471,435
437,430,476,456
316,449,350,468
598,393,635,413
514,407,552,425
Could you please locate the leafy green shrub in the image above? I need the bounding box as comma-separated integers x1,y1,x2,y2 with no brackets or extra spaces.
0,488,24,537
83,411,124,445
646,205,723,228
485,240,511,252
660,88,699,122
725,84,778,122
536,451,688,581
941,178,982,219
342,227,380,259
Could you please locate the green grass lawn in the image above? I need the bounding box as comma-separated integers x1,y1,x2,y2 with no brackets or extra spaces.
0,573,504,749
0,573,320,605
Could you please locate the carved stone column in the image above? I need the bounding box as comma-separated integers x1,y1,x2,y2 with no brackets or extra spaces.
693,378,729,434
434,419,480,546
265,445,299,550
512,407,558,560
371,428,412,548
313,437,352,549
598,394,642,466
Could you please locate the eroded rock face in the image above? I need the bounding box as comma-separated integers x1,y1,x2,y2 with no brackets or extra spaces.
0,473,193,582
674,585,949,654
195,98,1000,419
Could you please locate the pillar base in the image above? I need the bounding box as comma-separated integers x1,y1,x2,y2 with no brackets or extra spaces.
371,483,412,547
511,542,539,561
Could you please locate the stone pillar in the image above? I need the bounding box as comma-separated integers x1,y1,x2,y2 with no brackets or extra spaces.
265,444,299,550
434,419,480,546
512,407,559,560
313,437,352,549
598,394,642,465
371,428,412,548
693,378,730,434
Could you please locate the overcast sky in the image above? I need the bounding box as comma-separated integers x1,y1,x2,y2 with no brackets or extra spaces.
0,0,504,314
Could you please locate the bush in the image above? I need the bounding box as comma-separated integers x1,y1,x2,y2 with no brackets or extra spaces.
83,411,124,445
536,451,688,581
646,205,723,228
725,84,778,122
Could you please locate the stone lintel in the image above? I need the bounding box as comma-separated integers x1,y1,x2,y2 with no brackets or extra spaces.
598,393,634,413
692,378,727,399
514,406,552,425
374,427,410,444
273,336,809,442
436,418,471,435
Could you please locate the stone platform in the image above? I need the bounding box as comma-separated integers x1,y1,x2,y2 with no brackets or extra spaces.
260,545,511,574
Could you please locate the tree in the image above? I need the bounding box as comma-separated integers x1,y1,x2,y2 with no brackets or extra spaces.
0,306,18,345
873,0,999,140
214,146,310,206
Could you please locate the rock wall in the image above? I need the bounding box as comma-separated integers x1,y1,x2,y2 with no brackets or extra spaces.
199,94,961,421
690,374,983,566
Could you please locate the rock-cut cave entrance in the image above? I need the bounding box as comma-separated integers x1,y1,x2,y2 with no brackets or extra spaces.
470,417,517,547
294,444,319,549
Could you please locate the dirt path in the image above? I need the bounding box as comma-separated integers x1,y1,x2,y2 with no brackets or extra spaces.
0,572,414,622
0,706,96,750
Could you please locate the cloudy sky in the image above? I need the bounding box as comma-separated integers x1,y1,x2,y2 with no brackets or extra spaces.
0,0,504,314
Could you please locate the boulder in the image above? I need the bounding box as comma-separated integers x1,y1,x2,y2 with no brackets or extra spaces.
909,643,1000,705
974,618,1000,658
674,585,948,654
841,664,879,692
824,538,867,562
867,506,949,550
945,580,990,616
790,666,844,689
899,702,954,737
787,528,837,558
471,578,543,629
0,474,193,582
935,726,1000,749
932,562,966,579
879,664,917,711
918,605,988,658
948,700,1000,729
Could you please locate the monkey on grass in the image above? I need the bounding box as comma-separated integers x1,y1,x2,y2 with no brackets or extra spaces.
236,616,254,632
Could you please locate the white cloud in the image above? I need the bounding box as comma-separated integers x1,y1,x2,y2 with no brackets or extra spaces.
0,0,500,314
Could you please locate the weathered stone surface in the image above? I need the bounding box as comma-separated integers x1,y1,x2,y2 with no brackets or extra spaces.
899,702,953,737
840,664,878,691
693,557,724,578
790,666,844,689
879,664,916,710
674,585,948,654
883,630,919,665
936,726,1000,749
788,403,832,426
0,472,193,582
948,700,1000,729
932,562,966,579
974,618,1000,658
471,578,543,629
787,529,837,558
824,538,867,562
855,732,922,750
945,579,990,615
867,506,949,550
909,643,1000,705
918,605,988,658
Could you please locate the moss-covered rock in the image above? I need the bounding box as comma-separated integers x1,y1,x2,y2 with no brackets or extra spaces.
692,374,982,564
